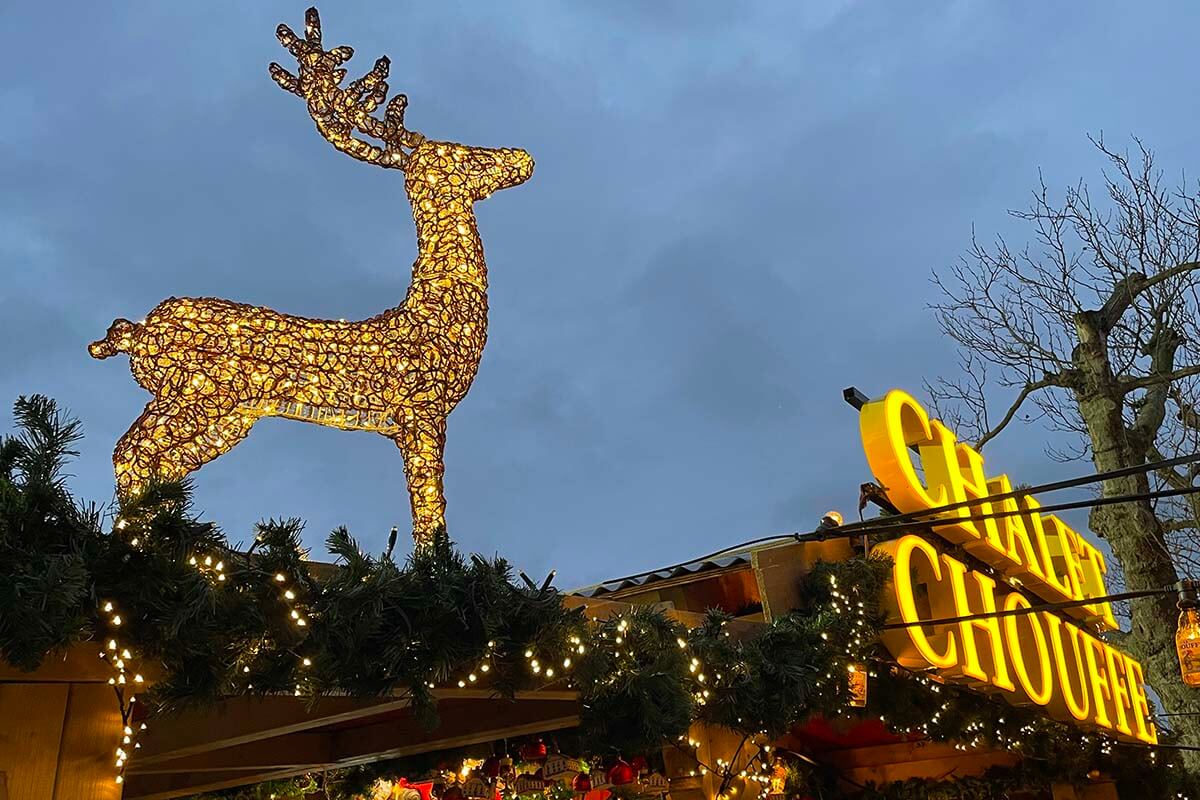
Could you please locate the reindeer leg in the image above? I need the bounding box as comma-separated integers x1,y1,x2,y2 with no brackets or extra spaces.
114,396,203,498
114,396,256,499
171,409,259,475
394,415,448,548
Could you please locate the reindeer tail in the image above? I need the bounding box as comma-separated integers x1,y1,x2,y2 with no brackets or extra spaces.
89,318,140,359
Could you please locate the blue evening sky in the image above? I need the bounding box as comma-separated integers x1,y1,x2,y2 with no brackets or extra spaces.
2,2,1196,587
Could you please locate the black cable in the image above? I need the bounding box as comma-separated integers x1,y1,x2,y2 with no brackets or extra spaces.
1111,740,1200,753
824,484,1200,543
880,587,1174,630
835,450,1200,534
586,474,1200,590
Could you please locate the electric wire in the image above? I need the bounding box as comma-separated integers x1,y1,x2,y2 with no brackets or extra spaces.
880,587,1174,630
829,484,1200,542
585,452,1200,590
835,450,1200,534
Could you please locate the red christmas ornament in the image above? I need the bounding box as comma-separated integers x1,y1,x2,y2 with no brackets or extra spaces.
520,739,548,761
572,773,592,793
629,756,649,774
608,760,636,786
482,758,501,778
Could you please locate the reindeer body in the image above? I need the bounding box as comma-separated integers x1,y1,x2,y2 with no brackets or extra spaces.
93,120,532,541
90,12,535,543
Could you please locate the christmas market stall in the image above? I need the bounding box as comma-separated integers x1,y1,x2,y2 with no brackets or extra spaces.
4,385,1196,799
3,7,1200,800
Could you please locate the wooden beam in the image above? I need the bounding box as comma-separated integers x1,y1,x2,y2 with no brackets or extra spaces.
130,732,332,774
135,688,577,767
133,695,416,766
120,767,307,800
332,714,580,769
821,740,1019,786
751,539,854,623
330,700,578,767
124,704,580,800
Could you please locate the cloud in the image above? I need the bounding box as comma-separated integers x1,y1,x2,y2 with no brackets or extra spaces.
3,1,1199,586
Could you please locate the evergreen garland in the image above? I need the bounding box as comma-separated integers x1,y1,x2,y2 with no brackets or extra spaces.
3,396,1199,799
575,606,694,754
0,395,103,668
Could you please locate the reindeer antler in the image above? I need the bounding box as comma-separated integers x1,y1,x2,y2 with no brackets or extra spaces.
270,7,422,169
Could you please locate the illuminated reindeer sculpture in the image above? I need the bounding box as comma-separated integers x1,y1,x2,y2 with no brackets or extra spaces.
89,8,534,545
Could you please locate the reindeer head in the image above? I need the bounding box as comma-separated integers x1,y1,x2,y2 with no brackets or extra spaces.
405,141,534,203
271,8,533,201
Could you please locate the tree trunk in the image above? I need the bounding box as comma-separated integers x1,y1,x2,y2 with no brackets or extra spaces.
1074,314,1200,767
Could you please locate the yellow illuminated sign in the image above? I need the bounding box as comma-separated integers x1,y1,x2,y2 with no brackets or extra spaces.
860,389,1116,629
862,389,1156,744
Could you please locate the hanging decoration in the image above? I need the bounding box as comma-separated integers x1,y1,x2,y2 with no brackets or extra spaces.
520,740,549,762
847,663,868,708
98,598,148,787
513,773,545,795
461,775,491,799
570,773,592,794
587,766,611,793
1178,580,1200,688
88,7,534,547
640,772,669,796
767,759,786,800
542,754,575,783
606,759,637,786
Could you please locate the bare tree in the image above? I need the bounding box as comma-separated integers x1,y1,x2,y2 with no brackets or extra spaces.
928,137,1200,758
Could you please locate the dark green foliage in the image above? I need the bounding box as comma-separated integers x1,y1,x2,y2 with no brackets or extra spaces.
683,554,891,738
689,609,829,738
304,527,587,724
575,605,693,753
0,397,585,724
0,396,97,669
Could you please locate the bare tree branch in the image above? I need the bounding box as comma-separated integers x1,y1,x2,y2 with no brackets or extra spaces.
975,373,1069,450
1172,386,1200,431
1130,327,1186,449
1120,363,1200,394
931,136,1200,750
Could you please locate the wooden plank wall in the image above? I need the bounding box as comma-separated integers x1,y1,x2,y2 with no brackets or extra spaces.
0,684,69,800
0,680,122,800
1051,784,1119,799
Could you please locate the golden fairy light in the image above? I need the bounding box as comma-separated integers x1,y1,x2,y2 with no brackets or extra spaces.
99,598,146,784
89,7,533,547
